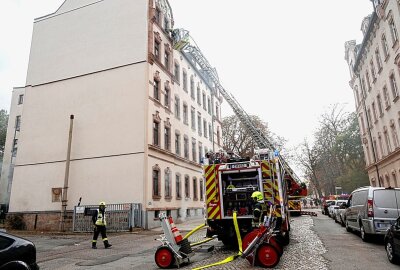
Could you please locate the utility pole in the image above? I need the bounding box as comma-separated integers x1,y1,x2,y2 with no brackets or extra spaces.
61,115,74,231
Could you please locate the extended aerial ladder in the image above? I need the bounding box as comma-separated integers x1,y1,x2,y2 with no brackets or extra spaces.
171,29,307,196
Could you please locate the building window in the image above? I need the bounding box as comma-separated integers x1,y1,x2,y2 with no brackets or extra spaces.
215,104,220,120
190,76,195,99
192,139,197,162
165,168,171,199
382,34,389,59
15,115,21,131
377,94,384,116
360,115,366,134
207,97,211,114
184,175,190,198
390,73,399,99
191,107,196,130
366,71,371,90
174,62,180,83
176,174,181,199
372,102,378,122
184,136,189,159
199,179,204,201
154,40,160,61
389,17,399,45
370,60,376,81
155,8,161,24
12,139,18,157
154,79,160,101
383,86,390,108
373,138,380,159
18,94,24,105
164,17,169,31
367,108,372,128
355,87,360,105
209,123,212,141
197,113,202,136
183,70,187,92
203,119,207,138
164,125,171,150
164,51,170,70
217,127,221,145
361,79,367,98
193,177,198,200
153,166,161,198
198,142,202,163
197,86,201,105
174,96,180,119
378,133,385,156
183,103,188,125
202,93,206,110
175,132,181,155
384,128,392,154
391,123,400,149
153,121,160,146
164,86,170,108
375,48,382,71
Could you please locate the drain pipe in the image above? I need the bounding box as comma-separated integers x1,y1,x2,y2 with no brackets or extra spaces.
61,115,74,231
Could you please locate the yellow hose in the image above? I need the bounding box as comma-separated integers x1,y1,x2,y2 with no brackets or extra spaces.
190,237,215,247
184,223,205,240
192,211,242,270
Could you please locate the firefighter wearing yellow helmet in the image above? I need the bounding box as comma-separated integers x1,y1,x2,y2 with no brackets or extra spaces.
92,201,112,249
251,191,266,228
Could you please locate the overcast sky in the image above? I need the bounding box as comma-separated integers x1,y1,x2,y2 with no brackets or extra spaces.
0,0,373,152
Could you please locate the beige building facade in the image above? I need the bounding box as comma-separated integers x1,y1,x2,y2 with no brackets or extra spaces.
0,0,223,230
345,0,400,188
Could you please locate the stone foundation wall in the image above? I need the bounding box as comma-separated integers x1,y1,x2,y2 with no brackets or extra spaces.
6,211,74,231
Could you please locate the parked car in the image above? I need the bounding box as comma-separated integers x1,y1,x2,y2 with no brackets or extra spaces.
321,200,335,215
0,231,39,270
334,202,348,226
384,216,400,264
344,186,400,241
328,200,347,219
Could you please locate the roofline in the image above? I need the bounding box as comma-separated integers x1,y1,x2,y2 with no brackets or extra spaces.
353,12,377,73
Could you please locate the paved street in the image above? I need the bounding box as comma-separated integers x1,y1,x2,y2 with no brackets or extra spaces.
12,210,397,269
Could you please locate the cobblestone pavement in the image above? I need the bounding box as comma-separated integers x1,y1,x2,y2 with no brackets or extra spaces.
181,215,329,270
31,214,328,269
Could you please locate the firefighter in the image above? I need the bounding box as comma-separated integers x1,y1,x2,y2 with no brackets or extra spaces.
92,201,112,249
251,191,266,228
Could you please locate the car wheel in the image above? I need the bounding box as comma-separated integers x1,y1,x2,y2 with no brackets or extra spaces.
360,224,370,242
386,240,399,264
345,220,352,232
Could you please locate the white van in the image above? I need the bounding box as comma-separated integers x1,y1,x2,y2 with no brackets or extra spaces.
344,186,400,241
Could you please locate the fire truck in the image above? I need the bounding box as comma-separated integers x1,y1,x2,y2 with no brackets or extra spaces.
203,150,292,245
171,28,308,247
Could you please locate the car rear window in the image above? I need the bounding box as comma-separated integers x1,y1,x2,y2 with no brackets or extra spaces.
373,190,397,208
0,235,15,249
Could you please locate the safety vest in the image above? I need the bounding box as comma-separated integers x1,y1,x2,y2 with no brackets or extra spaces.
95,210,107,226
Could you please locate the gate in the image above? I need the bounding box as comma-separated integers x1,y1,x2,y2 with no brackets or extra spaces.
73,203,142,232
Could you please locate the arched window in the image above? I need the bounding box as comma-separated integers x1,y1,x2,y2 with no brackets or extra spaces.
184,175,190,198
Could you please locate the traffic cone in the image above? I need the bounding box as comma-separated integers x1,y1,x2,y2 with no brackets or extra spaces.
168,216,183,244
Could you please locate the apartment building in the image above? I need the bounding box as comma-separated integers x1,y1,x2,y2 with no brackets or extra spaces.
0,0,223,230
345,0,400,187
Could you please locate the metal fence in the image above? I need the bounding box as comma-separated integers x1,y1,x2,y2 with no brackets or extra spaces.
73,203,142,232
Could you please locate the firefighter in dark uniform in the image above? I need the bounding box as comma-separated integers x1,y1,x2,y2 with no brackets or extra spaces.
92,201,112,249
251,191,267,228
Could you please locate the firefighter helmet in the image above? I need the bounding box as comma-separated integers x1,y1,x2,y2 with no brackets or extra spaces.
99,201,106,207
251,191,263,202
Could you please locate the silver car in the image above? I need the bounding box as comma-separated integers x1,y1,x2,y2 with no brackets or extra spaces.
344,186,400,241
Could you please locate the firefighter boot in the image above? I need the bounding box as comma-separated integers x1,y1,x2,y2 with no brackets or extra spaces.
92,241,97,249
104,240,112,249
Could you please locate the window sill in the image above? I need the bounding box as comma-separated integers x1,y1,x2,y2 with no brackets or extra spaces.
394,96,400,103
165,197,172,201
385,105,391,111
153,196,161,200
176,197,182,200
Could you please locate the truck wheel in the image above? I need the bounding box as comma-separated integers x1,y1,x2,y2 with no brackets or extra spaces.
269,236,283,256
256,244,280,268
276,231,290,246
155,246,175,269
